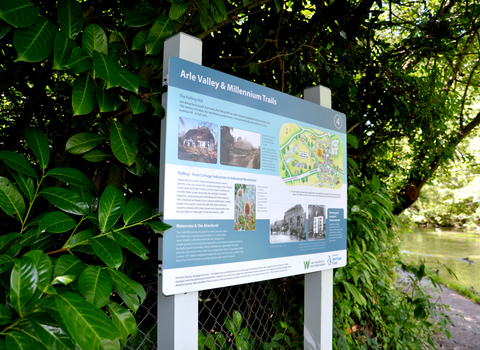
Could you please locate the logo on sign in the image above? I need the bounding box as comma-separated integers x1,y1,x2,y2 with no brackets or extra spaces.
303,259,311,269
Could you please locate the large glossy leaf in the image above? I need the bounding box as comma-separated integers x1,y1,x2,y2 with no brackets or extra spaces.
38,211,76,234
55,292,120,350
14,16,56,62
83,150,111,162
98,185,125,233
91,237,122,269
106,301,137,345
112,230,148,260
5,330,43,350
53,30,77,70
0,232,21,254
146,15,174,55
147,220,172,234
0,304,12,325
71,185,94,208
0,0,39,28
46,168,95,190
129,94,148,115
123,198,151,225
66,132,106,154
58,0,84,39
65,47,92,74
31,321,75,350
93,51,121,89
82,23,108,56
0,177,25,221
0,150,37,178
132,29,148,51
54,255,85,282
118,67,139,94
169,1,189,20
110,121,137,166
124,9,157,27
39,187,89,215
96,86,114,112
11,172,35,202
112,282,139,313
24,250,52,291
72,75,96,116
107,269,145,302
10,256,37,316
78,265,112,308
64,228,95,248
24,128,49,171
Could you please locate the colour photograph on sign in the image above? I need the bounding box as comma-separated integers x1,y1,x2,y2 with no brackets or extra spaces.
161,57,347,295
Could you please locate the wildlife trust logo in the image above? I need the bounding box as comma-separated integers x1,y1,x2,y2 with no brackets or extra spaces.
303,258,326,270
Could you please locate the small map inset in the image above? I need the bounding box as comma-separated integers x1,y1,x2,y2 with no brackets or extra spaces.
279,123,344,189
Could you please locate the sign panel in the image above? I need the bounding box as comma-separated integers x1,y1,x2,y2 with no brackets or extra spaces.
162,57,347,295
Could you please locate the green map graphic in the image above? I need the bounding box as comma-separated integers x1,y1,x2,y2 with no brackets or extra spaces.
279,123,344,189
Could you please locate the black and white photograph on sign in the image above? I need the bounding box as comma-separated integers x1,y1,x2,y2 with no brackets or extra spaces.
178,117,218,164
270,203,307,243
308,205,326,240
220,126,261,169
234,184,256,231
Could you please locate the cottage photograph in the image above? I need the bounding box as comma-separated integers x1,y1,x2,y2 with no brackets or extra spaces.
178,117,218,163
270,203,307,243
220,126,261,169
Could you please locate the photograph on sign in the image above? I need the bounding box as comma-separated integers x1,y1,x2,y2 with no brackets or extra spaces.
161,57,347,295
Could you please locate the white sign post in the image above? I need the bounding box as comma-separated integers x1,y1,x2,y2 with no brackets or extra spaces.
158,32,202,350
304,86,334,350
158,32,343,350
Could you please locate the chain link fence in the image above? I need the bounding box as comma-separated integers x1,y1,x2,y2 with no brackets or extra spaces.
122,277,304,350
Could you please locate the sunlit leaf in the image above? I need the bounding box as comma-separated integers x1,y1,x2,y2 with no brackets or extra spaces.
118,67,139,94
24,250,52,292
10,256,37,316
91,237,123,269
14,16,56,62
108,269,145,303
64,229,95,248
112,230,148,260
55,292,121,350
98,185,125,233
78,265,112,308
169,1,189,21
129,94,148,115
54,254,85,281
147,220,171,234
31,321,75,350
106,301,137,345
5,329,43,350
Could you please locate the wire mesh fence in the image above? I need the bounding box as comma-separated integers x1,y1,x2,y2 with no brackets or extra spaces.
123,276,304,350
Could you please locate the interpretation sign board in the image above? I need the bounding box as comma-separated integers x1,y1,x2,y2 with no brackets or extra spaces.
162,57,347,295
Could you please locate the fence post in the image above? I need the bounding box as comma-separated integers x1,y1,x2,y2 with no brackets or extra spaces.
158,32,202,350
303,85,334,350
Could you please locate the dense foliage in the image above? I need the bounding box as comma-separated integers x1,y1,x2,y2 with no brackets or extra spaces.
1,0,479,349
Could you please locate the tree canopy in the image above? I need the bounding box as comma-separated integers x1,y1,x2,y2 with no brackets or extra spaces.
1,0,479,348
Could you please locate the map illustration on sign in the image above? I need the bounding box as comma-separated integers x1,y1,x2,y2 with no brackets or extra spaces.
279,123,344,189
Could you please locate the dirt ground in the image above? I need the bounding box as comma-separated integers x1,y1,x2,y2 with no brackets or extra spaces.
399,271,480,349
431,286,480,349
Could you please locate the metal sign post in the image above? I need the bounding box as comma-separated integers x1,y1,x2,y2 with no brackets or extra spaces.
158,32,202,350
304,86,334,350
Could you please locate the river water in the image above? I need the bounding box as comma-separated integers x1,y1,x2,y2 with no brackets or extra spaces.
401,227,480,291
